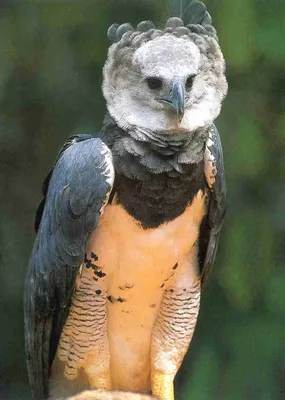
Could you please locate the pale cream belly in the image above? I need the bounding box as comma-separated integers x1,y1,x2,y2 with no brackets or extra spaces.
52,191,206,395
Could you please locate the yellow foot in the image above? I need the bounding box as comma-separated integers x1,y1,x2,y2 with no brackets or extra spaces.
151,372,174,400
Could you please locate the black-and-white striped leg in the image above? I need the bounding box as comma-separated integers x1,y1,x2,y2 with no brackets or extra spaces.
50,266,111,398
151,279,201,400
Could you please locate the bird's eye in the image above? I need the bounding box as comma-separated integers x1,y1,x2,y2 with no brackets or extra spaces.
146,77,163,90
186,75,196,89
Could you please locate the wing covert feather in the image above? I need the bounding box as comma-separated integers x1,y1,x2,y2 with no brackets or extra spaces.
24,136,114,399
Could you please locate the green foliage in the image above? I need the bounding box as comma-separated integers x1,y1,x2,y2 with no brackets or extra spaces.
0,1,284,399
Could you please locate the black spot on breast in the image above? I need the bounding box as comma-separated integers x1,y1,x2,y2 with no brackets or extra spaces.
91,252,99,261
95,290,102,295
162,272,175,286
172,263,178,270
85,255,106,279
119,283,134,290
94,270,106,278
117,297,126,303
107,295,116,303
107,295,126,303
86,260,99,270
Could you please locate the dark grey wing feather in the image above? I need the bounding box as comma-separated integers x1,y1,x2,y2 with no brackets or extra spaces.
199,125,226,283
24,136,114,399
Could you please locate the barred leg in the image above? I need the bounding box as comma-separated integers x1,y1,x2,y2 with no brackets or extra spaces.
151,260,201,400
50,264,111,398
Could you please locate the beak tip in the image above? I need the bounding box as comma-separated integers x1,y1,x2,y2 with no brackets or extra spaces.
177,107,184,123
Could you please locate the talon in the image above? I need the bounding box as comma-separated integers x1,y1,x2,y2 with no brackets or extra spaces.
151,372,174,400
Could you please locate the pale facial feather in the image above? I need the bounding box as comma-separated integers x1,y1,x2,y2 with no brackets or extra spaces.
103,33,227,134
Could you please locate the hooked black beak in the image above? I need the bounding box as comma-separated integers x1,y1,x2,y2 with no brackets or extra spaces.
157,80,185,122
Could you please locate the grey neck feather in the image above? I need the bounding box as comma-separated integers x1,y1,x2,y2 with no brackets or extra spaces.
102,115,209,178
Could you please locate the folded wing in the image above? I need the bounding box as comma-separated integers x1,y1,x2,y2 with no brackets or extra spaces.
24,135,114,399
200,125,226,283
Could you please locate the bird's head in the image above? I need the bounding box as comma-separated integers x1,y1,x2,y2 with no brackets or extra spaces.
102,3,227,135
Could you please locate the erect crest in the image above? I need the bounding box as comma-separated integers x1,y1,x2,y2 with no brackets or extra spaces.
107,0,217,44
169,0,212,26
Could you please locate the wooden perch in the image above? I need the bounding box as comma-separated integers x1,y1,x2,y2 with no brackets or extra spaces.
60,389,157,400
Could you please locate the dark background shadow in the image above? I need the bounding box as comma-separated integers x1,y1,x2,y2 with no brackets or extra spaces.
0,0,284,399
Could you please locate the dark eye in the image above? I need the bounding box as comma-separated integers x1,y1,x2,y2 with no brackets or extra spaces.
186,75,196,89
146,77,163,90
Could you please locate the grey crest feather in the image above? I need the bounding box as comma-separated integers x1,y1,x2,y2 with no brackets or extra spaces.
107,23,134,43
136,20,155,32
107,23,120,42
116,23,134,41
169,0,191,19
107,0,215,43
165,17,184,29
169,0,211,26
202,11,212,26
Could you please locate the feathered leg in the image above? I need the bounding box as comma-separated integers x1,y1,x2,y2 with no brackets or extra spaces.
50,265,111,399
151,256,201,400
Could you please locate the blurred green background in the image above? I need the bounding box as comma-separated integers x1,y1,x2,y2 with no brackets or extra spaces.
0,0,284,399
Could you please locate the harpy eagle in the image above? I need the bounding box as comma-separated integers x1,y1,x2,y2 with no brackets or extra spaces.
24,1,228,399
